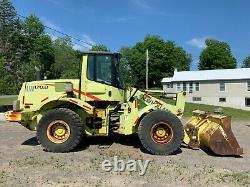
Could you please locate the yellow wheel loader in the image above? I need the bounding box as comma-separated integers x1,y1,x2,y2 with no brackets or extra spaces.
5,51,243,156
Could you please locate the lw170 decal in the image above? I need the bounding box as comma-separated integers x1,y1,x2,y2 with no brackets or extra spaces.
26,85,49,92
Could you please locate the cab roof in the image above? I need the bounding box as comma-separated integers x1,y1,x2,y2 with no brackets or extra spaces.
82,51,120,55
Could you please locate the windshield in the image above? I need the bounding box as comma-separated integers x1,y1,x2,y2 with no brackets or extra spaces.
87,54,124,89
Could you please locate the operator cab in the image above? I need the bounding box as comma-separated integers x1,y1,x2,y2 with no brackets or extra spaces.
81,52,125,102
84,51,123,89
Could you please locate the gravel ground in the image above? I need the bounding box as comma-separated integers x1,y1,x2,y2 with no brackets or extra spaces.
0,119,249,187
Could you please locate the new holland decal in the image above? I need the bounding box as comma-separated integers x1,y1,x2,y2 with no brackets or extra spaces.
26,85,49,92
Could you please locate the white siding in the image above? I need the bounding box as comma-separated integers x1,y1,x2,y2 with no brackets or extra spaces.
163,79,250,111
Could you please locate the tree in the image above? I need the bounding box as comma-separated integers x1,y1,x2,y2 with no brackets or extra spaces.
0,56,18,94
242,55,250,68
21,15,54,79
19,54,38,82
31,35,54,72
51,37,80,79
198,39,237,70
119,47,135,87
22,15,44,39
120,35,191,87
90,44,110,52
0,0,27,89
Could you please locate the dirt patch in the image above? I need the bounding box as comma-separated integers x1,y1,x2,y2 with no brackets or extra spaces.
0,119,249,187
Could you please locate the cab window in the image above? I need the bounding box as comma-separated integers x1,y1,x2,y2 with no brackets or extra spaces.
96,55,112,85
87,55,112,85
87,55,94,81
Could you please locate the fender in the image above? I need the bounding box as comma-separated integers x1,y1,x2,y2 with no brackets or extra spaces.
59,97,94,115
22,97,93,131
37,97,94,115
133,104,158,126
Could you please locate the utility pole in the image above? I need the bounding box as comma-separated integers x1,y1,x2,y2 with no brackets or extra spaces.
146,49,149,90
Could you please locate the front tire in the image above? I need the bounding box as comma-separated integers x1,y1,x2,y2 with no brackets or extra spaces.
138,110,184,155
37,108,83,153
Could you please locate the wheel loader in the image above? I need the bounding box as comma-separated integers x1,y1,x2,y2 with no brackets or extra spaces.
5,51,243,156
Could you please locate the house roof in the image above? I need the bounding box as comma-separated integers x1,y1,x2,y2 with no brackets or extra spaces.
162,77,173,83
162,68,250,83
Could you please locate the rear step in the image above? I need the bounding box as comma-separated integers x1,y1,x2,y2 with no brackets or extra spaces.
109,112,120,132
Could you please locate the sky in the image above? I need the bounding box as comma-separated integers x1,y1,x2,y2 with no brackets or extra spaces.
12,0,250,70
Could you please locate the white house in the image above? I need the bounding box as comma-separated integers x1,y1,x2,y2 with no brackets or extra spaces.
162,68,250,111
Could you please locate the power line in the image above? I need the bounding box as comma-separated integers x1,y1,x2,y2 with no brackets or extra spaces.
47,30,90,50
17,13,94,49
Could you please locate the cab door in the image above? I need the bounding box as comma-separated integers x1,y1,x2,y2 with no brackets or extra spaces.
81,53,125,102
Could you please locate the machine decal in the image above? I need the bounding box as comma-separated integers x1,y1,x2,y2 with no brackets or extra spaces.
69,99,78,104
41,97,49,102
26,85,49,92
25,103,33,106
82,105,92,111
142,93,163,109
73,89,101,101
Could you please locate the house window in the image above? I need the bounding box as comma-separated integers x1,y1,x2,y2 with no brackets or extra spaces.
193,97,202,101
195,82,200,91
245,98,250,107
167,83,173,88
247,80,250,91
183,83,187,91
189,82,193,93
219,98,226,102
219,82,225,92
177,83,181,91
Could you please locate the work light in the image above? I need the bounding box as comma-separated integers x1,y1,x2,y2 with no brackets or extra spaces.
65,82,73,93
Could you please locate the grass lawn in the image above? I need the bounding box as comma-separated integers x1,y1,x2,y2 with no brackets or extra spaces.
160,97,250,120
184,102,250,120
0,95,18,106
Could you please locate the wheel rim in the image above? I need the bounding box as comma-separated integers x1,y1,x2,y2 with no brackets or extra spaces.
47,120,71,144
150,122,173,144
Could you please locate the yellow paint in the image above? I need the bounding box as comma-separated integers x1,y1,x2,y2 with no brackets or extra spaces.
5,53,187,138
156,128,166,137
183,110,229,147
54,126,66,136
95,109,108,134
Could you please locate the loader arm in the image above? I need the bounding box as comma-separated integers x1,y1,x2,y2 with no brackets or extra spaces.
118,88,186,135
134,89,186,118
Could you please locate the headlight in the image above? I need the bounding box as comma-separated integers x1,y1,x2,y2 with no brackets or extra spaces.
65,83,73,93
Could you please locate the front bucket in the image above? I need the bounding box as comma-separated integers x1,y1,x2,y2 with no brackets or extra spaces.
184,110,243,156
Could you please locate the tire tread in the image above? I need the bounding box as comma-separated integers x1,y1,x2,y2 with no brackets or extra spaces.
37,108,83,153
138,110,184,155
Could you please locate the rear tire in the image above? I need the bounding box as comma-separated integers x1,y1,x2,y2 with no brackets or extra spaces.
37,108,83,153
138,110,184,155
